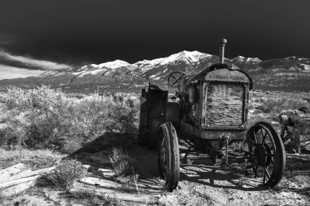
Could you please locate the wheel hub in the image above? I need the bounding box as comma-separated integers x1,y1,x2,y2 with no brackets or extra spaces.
254,144,270,166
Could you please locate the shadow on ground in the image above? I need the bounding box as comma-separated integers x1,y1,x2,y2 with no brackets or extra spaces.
67,132,310,198
70,132,160,179
67,132,164,203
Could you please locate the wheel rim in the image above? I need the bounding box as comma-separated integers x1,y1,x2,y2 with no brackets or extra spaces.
159,133,169,181
158,123,180,191
244,124,277,185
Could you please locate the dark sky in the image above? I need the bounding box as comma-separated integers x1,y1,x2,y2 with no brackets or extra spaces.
0,0,309,65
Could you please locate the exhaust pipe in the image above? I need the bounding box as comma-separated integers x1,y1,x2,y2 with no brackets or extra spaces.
219,38,227,64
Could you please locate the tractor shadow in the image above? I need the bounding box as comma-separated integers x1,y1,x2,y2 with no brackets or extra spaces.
69,133,262,192
179,147,310,192
68,132,310,195
70,132,161,178
69,132,164,195
179,150,267,191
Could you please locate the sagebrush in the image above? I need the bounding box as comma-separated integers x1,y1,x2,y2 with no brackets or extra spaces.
0,86,139,152
38,159,87,191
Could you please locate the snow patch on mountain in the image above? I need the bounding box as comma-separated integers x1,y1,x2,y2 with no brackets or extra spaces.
134,50,213,72
97,60,132,69
233,56,262,64
74,60,136,77
80,60,133,71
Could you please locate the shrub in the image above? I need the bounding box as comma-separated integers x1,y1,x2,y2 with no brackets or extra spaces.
38,159,87,191
0,86,139,152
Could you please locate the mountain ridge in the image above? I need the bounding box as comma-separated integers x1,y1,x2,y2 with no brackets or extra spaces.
0,50,309,92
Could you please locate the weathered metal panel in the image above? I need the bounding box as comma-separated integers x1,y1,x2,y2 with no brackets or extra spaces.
204,68,250,83
201,82,246,128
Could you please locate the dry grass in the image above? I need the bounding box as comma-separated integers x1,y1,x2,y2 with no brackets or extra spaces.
249,90,310,122
159,183,214,206
67,190,113,206
0,86,139,153
67,190,132,206
252,90,309,111
0,148,64,169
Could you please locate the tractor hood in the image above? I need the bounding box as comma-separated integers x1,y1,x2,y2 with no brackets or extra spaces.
189,63,253,89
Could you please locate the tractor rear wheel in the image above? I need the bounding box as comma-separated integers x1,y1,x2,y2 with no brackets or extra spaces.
158,122,180,191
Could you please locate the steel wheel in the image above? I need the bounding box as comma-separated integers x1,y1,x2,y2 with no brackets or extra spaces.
243,122,286,187
158,122,180,191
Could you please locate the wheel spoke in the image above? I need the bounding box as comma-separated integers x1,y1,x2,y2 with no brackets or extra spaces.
259,129,265,144
265,168,271,180
261,129,268,144
263,165,271,183
253,131,258,144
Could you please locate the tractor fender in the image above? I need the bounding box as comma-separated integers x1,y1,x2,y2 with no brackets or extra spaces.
245,118,279,137
245,119,279,140
246,118,278,129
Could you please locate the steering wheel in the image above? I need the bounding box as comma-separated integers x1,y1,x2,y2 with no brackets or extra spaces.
168,72,185,87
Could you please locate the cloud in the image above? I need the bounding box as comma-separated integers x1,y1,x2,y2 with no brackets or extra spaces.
0,50,73,71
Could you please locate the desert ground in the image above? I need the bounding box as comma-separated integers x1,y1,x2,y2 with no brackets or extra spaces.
0,87,309,206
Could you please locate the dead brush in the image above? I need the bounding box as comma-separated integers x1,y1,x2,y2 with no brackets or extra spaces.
159,184,214,206
68,190,117,206
37,159,87,191
109,147,140,193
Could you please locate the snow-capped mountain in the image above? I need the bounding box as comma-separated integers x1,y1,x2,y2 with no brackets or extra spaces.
133,51,220,81
134,51,213,73
1,50,310,92
36,51,310,86
73,60,137,77
62,51,217,84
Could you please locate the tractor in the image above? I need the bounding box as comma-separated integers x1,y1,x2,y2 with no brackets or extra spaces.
138,39,286,191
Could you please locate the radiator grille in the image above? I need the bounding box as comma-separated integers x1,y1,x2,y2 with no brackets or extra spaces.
202,83,244,127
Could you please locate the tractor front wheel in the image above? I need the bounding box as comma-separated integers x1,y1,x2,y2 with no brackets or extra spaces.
158,122,180,191
244,122,286,188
